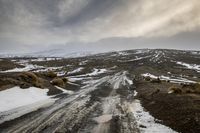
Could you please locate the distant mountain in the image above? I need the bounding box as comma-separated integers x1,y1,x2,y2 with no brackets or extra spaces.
29,49,97,57
0,49,97,58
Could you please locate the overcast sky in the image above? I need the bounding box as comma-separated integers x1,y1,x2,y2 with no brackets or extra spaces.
0,0,200,54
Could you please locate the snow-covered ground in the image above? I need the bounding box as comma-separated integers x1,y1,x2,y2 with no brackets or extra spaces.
0,99,55,124
26,57,62,62
0,58,64,73
88,68,107,76
0,64,44,73
160,75,196,84
177,61,200,72
119,55,152,62
135,49,150,54
129,99,177,133
34,66,63,72
141,73,158,79
141,73,196,83
57,71,66,76
70,68,107,78
79,60,88,65
0,86,53,112
67,67,84,74
117,51,130,56
108,71,133,89
68,77,87,82
55,86,74,94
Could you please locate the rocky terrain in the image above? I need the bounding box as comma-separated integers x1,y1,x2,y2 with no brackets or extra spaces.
0,49,200,133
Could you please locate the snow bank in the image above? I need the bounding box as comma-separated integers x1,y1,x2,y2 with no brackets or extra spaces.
68,67,84,74
160,75,196,84
57,71,66,76
0,99,55,124
117,51,130,56
141,73,158,79
141,73,196,84
88,68,107,76
79,60,88,65
34,66,63,72
70,68,107,78
135,49,150,54
31,58,46,62
177,61,200,72
129,100,177,133
119,55,151,62
55,86,74,94
0,86,53,112
1,64,44,73
68,77,85,82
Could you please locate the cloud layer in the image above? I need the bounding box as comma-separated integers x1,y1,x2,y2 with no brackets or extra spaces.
0,0,200,53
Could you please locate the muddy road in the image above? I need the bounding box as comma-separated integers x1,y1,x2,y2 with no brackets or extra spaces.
0,71,141,133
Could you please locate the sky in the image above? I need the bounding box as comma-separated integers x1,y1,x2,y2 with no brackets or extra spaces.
0,0,200,54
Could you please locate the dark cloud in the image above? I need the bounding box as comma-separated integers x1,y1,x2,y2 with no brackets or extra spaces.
0,0,200,54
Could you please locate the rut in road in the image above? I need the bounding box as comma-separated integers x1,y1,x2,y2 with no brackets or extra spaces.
0,71,140,133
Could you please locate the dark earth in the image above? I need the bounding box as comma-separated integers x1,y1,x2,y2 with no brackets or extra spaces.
0,49,200,133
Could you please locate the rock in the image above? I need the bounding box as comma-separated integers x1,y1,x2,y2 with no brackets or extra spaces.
46,71,57,78
168,86,182,94
150,78,161,83
18,72,43,88
139,124,147,128
51,78,66,87
144,76,151,81
181,83,200,94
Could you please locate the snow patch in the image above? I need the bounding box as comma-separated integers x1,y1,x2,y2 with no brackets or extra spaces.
1,64,44,73
0,86,53,112
68,77,85,82
34,66,63,72
55,86,74,94
141,73,196,84
68,67,84,74
129,99,177,133
57,71,66,76
79,60,88,65
0,99,55,124
93,114,112,123
117,51,129,56
108,71,133,89
177,61,200,72
141,73,158,79
88,68,107,76
160,75,196,84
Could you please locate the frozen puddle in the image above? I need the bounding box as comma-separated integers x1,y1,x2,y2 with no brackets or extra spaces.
129,99,177,133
